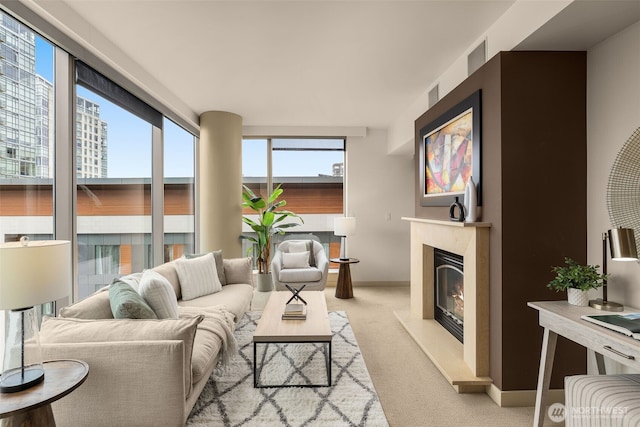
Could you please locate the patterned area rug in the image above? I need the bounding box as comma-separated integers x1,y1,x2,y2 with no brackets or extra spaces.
187,311,389,427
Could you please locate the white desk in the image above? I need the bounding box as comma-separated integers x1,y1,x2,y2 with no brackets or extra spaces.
528,301,640,427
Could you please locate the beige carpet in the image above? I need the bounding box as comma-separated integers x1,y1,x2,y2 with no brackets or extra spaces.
322,286,553,427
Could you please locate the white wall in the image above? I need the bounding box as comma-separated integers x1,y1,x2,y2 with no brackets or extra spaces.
346,128,413,284
587,19,640,373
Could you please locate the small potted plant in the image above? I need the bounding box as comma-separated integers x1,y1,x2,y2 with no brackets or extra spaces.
547,257,608,306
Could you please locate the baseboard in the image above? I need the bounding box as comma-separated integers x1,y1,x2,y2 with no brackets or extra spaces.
486,384,565,407
352,281,410,288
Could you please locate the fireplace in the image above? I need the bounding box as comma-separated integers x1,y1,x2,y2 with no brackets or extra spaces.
434,249,464,343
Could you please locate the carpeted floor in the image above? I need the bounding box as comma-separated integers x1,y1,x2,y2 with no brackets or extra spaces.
187,311,388,427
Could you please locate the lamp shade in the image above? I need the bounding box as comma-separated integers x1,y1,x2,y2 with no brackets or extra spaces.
608,227,638,261
0,239,71,310
334,217,356,237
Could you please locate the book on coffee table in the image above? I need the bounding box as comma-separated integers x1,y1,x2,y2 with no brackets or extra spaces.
282,303,307,320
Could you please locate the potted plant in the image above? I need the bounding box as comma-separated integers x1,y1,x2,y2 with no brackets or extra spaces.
547,257,608,306
242,184,303,291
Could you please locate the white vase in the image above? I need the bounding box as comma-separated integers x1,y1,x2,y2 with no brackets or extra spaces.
567,288,589,306
464,176,477,222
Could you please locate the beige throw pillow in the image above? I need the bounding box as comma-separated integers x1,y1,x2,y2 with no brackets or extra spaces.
282,251,310,269
223,257,253,285
139,270,179,319
59,286,113,319
175,252,222,301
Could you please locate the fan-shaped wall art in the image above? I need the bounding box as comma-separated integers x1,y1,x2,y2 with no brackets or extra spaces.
607,127,640,250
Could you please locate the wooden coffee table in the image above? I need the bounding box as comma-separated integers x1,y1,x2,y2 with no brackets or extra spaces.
253,291,332,388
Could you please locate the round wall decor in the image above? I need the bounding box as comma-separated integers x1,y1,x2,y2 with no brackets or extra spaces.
607,127,640,250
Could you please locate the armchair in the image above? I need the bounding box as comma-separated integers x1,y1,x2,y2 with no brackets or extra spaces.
271,240,329,291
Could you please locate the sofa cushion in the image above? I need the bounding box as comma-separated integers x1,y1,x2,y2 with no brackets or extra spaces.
283,240,316,267
109,280,158,319
223,257,253,286
178,284,253,322
153,260,182,300
278,268,322,283
59,286,114,319
185,250,226,285
175,253,222,301
139,270,179,319
282,251,310,269
40,315,203,397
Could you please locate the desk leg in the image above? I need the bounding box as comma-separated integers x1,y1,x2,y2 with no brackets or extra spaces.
533,327,558,427
595,352,607,375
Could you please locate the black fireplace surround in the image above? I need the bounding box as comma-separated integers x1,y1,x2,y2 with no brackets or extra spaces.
434,249,464,343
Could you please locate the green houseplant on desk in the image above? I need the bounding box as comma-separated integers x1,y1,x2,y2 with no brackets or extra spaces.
242,184,303,291
547,257,607,306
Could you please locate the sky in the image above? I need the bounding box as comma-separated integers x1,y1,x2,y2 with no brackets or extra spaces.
34,37,342,179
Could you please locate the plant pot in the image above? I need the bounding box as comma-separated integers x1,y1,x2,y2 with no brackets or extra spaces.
256,273,273,292
567,288,589,306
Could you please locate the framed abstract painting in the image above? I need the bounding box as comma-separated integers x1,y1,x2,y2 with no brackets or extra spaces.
419,90,481,207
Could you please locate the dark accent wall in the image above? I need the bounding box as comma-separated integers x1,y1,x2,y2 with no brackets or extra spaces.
414,51,587,391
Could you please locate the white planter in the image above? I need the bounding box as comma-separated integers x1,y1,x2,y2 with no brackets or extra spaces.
567,288,589,306
256,273,273,292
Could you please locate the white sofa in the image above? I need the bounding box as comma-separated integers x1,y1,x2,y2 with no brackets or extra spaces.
271,239,329,291
38,254,254,427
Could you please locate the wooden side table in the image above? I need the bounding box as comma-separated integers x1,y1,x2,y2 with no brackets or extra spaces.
331,258,360,299
0,359,89,427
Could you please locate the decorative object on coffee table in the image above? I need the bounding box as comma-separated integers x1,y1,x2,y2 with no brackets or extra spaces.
0,238,71,393
331,258,360,299
589,227,638,311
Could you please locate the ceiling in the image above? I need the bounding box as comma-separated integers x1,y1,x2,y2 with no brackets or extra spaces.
17,1,640,130
44,0,517,128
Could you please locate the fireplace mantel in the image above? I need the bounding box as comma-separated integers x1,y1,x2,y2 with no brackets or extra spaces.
395,217,491,393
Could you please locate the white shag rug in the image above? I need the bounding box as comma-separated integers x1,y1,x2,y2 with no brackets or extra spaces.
187,311,389,427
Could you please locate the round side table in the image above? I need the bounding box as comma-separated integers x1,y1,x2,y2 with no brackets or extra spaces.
0,359,89,427
331,258,360,299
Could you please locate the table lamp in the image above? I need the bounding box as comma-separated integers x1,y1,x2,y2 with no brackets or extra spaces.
0,238,71,393
334,217,356,260
589,227,638,312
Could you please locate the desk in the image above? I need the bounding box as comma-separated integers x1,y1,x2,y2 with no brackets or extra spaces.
528,301,640,427
0,359,89,426
331,258,359,299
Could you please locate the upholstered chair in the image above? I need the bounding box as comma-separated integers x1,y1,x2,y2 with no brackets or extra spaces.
271,240,329,291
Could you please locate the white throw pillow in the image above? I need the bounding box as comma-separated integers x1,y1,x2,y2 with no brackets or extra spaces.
282,251,311,269
288,241,307,253
139,270,179,319
175,252,222,301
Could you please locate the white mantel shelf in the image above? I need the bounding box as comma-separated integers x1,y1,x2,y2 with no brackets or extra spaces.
402,217,491,228
398,216,491,393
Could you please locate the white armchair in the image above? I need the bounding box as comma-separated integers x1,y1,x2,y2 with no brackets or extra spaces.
271,240,329,291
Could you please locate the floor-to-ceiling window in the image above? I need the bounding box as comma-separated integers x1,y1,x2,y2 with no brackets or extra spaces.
241,137,345,265
75,84,153,298
164,118,195,261
0,12,55,243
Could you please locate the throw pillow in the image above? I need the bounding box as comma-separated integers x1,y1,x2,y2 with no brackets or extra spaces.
39,315,203,397
175,252,222,301
59,286,113,319
282,251,311,269
223,257,253,285
139,270,179,319
153,260,181,300
109,280,157,319
287,241,316,267
118,272,143,292
185,250,227,285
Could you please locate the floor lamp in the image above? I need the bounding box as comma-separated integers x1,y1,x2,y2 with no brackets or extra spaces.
589,227,638,312
334,217,356,260
0,238,71,392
